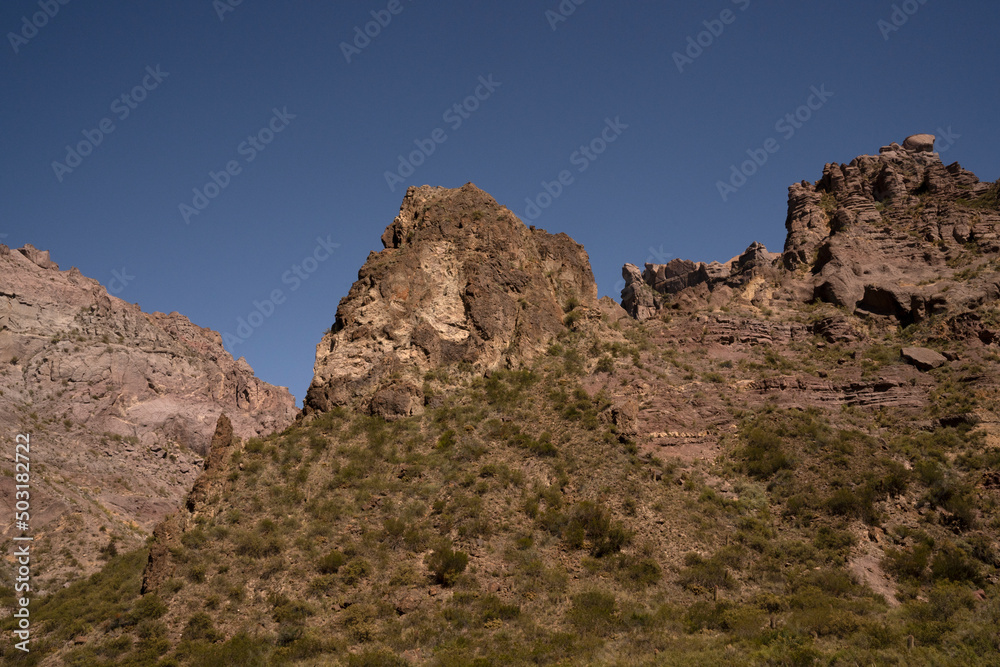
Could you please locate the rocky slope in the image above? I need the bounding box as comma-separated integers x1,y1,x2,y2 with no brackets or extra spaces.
0,245,297,592
305,183,599,419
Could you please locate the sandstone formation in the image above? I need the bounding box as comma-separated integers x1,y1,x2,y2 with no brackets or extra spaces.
0,246,297,591
305,183,599,418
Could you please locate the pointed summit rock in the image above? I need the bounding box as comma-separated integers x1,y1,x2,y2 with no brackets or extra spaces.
305,183,599,418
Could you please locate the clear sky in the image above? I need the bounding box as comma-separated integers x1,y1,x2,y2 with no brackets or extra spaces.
3,0,998,405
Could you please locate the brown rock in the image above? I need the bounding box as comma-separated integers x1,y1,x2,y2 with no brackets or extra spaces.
903,133,936,152
901,346,947,371
186,414,236,513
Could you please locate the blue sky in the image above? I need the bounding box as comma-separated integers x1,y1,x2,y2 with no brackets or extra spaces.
3,0,998,404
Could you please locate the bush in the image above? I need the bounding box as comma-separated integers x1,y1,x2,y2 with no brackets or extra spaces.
342,558,373,585
182,612,222,643
426,545,468,586
346,649,410,667
234,530,282,559
615,555,662,589
567,590,619,633
931,542,981,583
480,595,520,623
595,355,614,374
739,427,792,478
317,550,345,574
562,501,631,557
678,552,735,591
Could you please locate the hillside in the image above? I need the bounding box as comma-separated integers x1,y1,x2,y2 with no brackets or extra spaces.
4,136,1000,665
0,247,297,594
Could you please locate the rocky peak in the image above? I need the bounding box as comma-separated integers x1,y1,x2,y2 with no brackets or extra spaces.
621,137,999,324
304,183,599,418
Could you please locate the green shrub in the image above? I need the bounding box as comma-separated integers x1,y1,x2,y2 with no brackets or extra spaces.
346,649,410,667
678,552,736,591
234,530,282,559
885,545,928,582
182,612,222,643
739,427,792,478
560,501,631,557
595,355,614,373
931,542,981,583
342,558,373,585
615,555,662,589
426,545,468,586
480,595,520,623
567,590,619,633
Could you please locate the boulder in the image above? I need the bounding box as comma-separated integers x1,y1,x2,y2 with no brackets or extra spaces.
903,133,936,153
901,346,947,371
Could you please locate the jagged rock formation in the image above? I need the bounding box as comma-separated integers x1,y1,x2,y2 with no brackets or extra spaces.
0,246,297,591
622,135,1000,325
305,183,599,418
621,242,780,318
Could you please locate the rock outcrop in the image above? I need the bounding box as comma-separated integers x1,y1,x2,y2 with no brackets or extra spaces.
0,246,297,591
305,183,599,418
622,136,1000,324
620,242,780,319
790,139,999,324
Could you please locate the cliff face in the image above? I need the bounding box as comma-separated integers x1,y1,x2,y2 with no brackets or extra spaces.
305,183,599,418
622,135,1000,325
0,245,297,592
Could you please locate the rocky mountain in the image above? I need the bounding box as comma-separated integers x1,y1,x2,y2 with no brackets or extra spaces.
11,138,1000,666
0,245,297,593
623,135,1000,327
305,183,599,419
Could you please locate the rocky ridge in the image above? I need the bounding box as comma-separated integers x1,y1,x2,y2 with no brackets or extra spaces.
0,245,297,592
